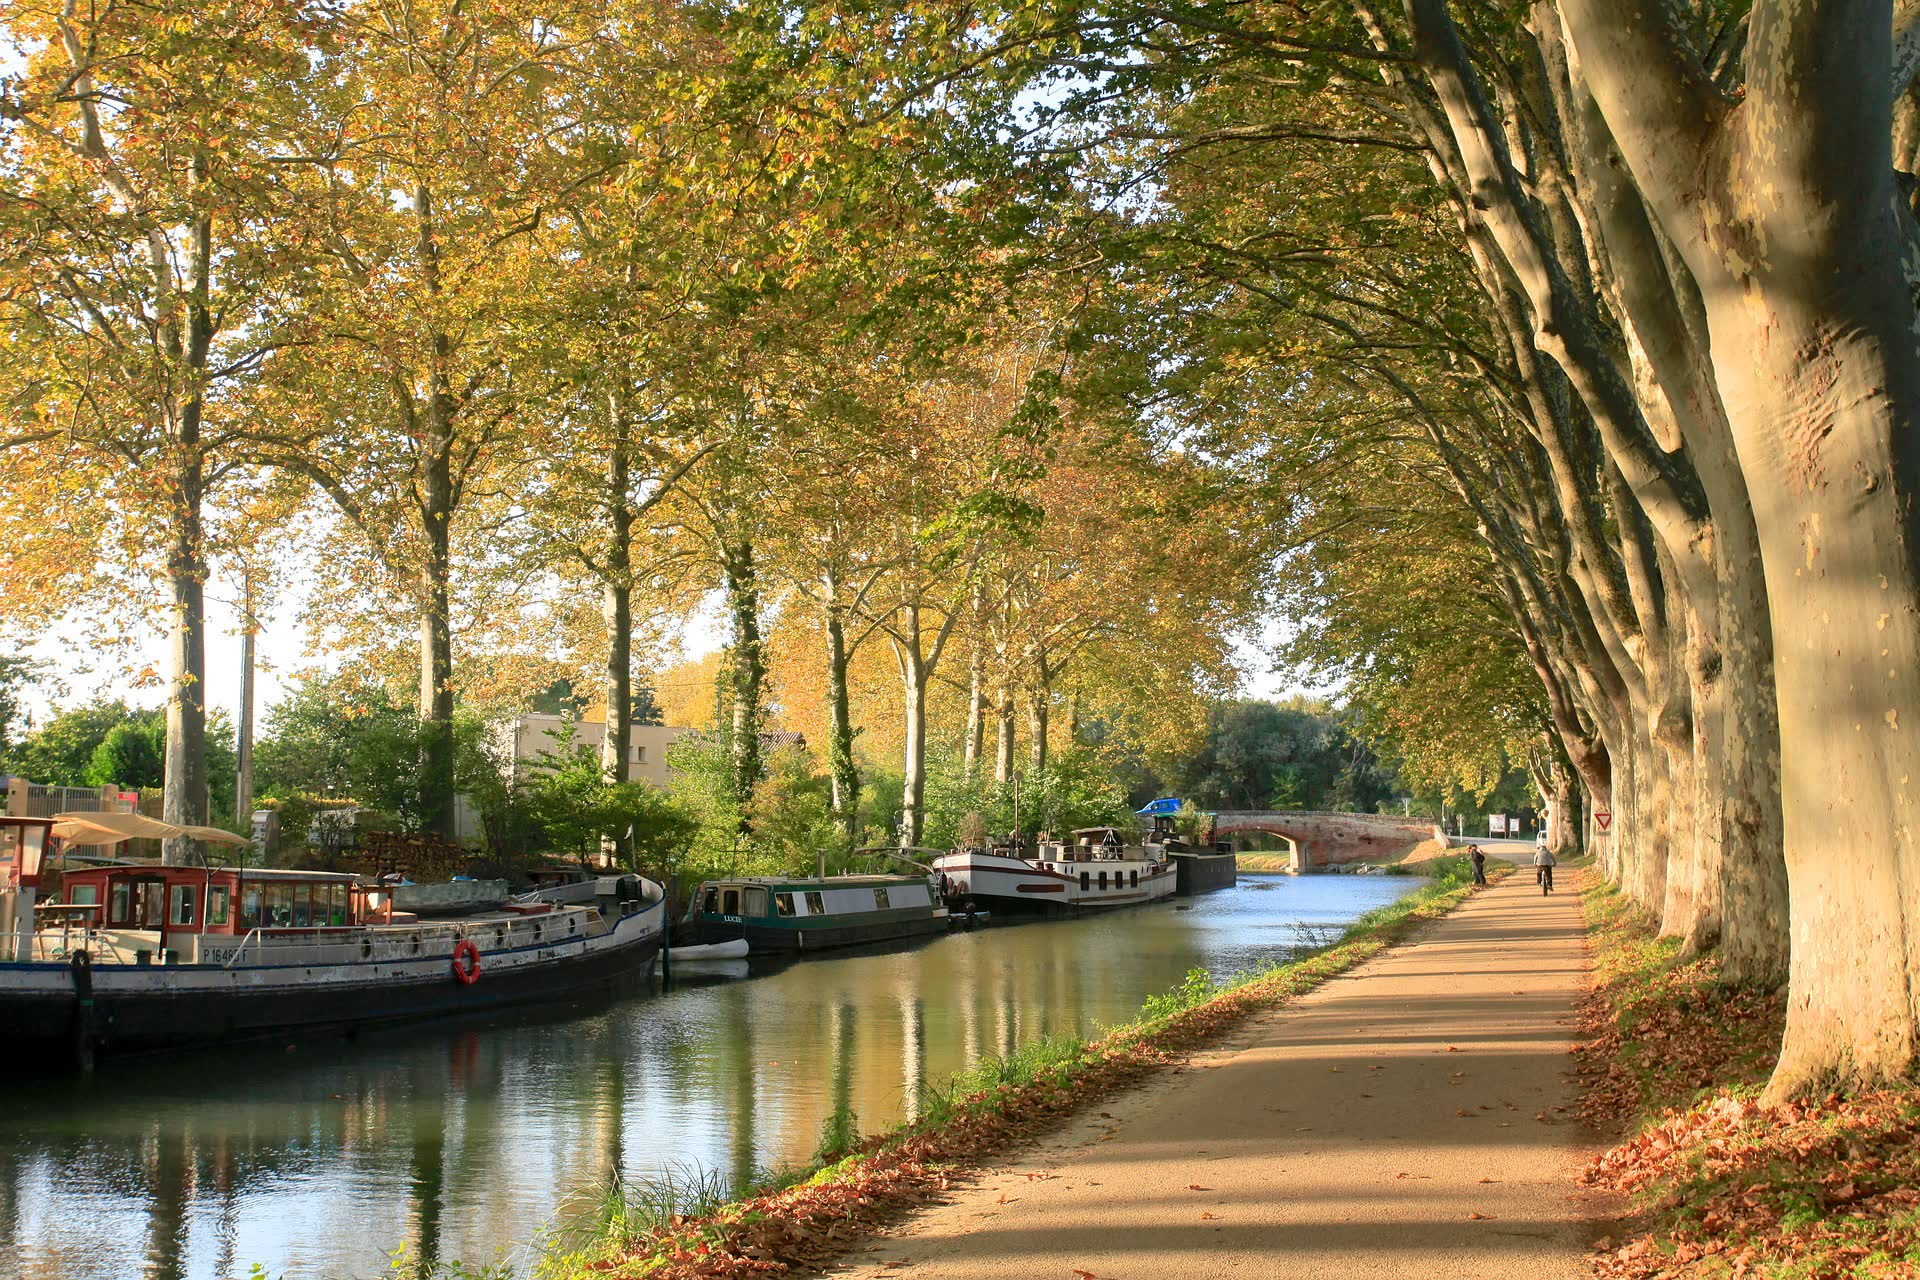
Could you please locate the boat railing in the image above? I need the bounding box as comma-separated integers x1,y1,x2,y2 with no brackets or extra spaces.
26,905,606,968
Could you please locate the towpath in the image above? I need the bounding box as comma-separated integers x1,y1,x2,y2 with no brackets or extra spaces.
830,866,1598,1280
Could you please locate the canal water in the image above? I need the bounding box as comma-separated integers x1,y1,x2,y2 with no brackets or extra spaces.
0,873,1415,1280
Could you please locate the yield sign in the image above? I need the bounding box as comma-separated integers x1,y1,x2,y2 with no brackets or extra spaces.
1595,811,1613,832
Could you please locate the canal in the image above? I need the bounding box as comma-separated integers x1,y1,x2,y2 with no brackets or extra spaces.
0,873,1416,1280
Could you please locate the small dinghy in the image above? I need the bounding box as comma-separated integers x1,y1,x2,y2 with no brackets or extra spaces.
668,938,750,962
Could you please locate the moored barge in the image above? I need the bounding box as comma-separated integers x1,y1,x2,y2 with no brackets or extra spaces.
0,815,665,1065
933,826,1178,915
682,873,948,952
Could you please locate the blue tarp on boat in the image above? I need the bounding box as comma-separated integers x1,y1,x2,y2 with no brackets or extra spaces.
1136,797,1184,816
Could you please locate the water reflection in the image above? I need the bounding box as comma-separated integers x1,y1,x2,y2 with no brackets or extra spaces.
0,874,1412,1280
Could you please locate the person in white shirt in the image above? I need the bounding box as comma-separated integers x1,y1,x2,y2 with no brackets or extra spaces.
1532,844,1557,894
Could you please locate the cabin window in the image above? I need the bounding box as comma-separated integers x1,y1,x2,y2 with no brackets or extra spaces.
170,884,197,927
702,888,720,914
775,893,796,917
873,887,891,910
1131,870,1139,888
290,884,313,928
1098,871,1108,889
108,882,130,925
207,886,231,928
267,883,293,928
330,884,348,925
721,888,740,916
744,888,770,917
137,881,166,928
1080,872,1090,890
241,887,263,930
805,891,825,914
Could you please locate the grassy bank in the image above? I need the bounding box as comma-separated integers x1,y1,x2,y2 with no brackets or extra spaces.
506,858,1494,1279
1576,878,1920,1278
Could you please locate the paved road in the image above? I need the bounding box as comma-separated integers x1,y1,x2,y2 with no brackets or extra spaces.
830,870,1597,1280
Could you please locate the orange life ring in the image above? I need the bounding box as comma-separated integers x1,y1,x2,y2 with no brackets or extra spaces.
451,939,481,985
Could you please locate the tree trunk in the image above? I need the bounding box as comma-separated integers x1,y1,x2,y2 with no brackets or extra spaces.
413,182,457,842
602,417,633,791
235,570,256,831
898,604,928,847
1561,0,1920,1096
824,590,860,847
724,538,764,833
1027,690,1048,774
993,682,1015,785
964,642,985,781
161,199,213,867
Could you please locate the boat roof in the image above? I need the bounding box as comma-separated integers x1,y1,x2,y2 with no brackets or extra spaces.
697,874,925,889
63,863,359,883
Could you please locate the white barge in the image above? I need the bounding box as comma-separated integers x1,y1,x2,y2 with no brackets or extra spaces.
934,826,1178,915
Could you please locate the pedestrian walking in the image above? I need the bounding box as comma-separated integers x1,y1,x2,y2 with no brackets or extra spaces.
1532,843,1557,895
1470,846,1488,886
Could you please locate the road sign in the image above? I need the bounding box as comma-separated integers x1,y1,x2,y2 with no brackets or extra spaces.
1595,810,1613,832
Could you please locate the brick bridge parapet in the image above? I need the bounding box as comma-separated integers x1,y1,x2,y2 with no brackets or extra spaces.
1209,810,1440,870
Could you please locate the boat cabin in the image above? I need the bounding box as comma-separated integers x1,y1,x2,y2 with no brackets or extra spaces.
44,865,365,963
58,865,362,935
1047,827,1142,861
685,873,944,952
694,874,933,924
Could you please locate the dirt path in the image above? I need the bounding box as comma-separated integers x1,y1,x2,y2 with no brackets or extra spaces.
830,870,1599,1280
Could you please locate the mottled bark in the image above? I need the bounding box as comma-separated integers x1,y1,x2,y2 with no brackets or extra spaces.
1564,0,1920,1089
824,586,860,847
723,538,765,832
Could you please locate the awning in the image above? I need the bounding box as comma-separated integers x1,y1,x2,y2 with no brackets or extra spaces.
50,811,251,848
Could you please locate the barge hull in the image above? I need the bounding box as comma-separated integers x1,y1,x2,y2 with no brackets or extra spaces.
2,921,662,1061
1170,851,1239,895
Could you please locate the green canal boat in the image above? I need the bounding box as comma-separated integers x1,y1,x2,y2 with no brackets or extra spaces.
682,874,948,953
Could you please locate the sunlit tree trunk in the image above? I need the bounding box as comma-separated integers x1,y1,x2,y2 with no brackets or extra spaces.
161,193,212,866
1564,0,1920,1090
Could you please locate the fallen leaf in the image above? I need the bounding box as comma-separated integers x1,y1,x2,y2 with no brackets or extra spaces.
1447,1046,1463,1053
1200,1211,1220,1220
1186,1184,1212,1191
1468,1211,1495,1221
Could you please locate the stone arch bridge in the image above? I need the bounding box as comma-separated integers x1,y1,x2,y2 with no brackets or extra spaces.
1208,810,1440,871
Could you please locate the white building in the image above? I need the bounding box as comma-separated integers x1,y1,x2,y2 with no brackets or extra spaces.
497,710,697,788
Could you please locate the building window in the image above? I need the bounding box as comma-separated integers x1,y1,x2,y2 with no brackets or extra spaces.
633,746,647,764
170,884,197,927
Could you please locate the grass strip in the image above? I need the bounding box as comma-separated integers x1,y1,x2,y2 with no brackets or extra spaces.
1575,876,1920,1279
532,856,1497,1280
